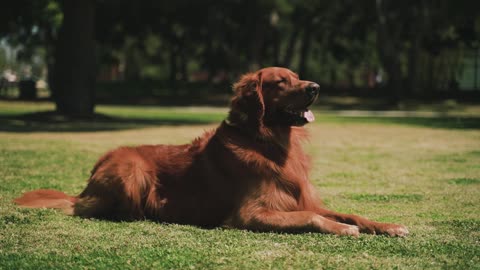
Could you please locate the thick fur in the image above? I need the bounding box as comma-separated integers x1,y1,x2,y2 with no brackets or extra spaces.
15,67,408,237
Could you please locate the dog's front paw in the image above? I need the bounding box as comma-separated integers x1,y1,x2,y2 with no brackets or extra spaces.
384,224,409,237
339,224,360,237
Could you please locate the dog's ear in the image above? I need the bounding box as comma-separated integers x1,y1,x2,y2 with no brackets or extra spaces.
228,71,272,138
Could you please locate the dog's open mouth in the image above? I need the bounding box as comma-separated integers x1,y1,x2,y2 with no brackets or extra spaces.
282,107,315,126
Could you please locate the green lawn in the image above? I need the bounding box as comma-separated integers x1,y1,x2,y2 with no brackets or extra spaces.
0,101,479,269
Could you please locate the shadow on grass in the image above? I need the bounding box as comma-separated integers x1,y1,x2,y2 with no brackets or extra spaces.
375,116,480,129
0,110,222,133
1,110,479,133
328,116,480,130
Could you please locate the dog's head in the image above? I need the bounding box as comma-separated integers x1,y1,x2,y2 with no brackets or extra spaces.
228,67,319,136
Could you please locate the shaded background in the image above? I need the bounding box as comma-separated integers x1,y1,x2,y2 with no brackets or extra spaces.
0,0,479,116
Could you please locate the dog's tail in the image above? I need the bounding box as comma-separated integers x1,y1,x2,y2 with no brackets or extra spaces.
14,189,76,215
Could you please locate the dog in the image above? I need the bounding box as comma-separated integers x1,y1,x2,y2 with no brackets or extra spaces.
15,67,408,237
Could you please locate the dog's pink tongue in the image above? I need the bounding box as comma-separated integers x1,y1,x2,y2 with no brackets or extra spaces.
304,110,315,122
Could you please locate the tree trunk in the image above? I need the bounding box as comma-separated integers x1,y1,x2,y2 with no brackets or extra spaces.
283,29,299,68
169,45,178,91
408,1,428,96
298,17,313,77
408,35,420,95
379,46,403,100
427,54,435,91
179,44,188,82
51,0,96,117
375,0,403,101
272,27,281,66
248,19,265,70
124,38,142,81
475,47,479,90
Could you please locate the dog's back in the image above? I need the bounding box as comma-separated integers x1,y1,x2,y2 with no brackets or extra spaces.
72,129,243,225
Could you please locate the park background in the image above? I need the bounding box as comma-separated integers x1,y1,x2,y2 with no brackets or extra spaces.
0,1,479,269
1,0,479,111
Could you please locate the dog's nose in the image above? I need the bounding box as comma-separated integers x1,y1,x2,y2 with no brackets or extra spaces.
306,83,320,97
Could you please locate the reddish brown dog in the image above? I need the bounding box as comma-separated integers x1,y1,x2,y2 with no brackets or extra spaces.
15,67,408,237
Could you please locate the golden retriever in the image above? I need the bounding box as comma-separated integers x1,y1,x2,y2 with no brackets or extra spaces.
15,67,408,237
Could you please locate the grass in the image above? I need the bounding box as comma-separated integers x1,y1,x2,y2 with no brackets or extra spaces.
0,101,479,269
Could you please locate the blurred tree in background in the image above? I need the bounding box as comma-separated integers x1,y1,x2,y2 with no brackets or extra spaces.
1,0,479,116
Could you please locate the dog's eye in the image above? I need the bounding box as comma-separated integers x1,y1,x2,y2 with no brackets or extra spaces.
276,78,287,84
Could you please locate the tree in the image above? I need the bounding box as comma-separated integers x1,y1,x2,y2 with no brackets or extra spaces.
50,0,96,116
374,0,480,97
374,0,408,100
1,0,96,116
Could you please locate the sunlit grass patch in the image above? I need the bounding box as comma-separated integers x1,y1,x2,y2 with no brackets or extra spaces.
432,153,468,163
448,178,480,185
